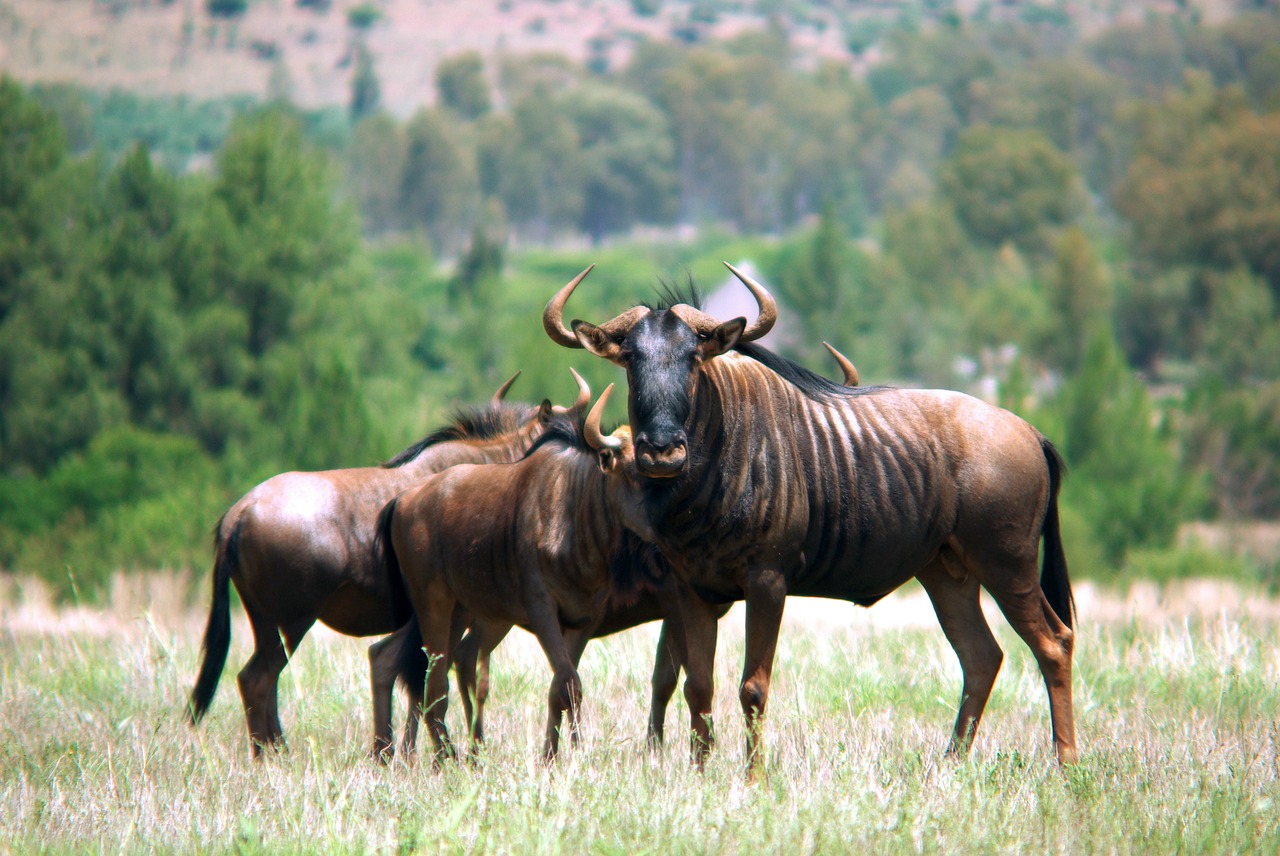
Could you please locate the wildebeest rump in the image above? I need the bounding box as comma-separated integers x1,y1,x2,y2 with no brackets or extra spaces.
381,386,657,761
544,264,1077,771
187,373,587,756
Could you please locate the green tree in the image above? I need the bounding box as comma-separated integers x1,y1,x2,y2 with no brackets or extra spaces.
346,112,406,234
96,145,189,430
349,42,381,121
1047,331,1200,563
436,52,491,120
1182,381,1280,519
399,107,480,253
1199,267,1280,384
201,108,358,357
938,125,1082,251
207,0,248,17
1043,228,1112,372
0,78,66,324
778,202,859,349
500,90,582,241
1116,104,1280,295
559,83,675,243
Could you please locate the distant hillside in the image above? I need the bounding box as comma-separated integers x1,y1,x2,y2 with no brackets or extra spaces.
0,0,1238,116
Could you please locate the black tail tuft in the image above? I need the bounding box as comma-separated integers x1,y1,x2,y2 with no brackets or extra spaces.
393,614,429,699
189,514,240,724
1039,439,1075,630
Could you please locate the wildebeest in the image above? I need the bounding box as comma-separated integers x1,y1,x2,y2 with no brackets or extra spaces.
187,372,588,757
543,264,1077,771
381,385,657,761
397,344,860,756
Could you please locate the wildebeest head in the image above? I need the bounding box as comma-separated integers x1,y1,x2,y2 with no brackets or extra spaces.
543,263,776,479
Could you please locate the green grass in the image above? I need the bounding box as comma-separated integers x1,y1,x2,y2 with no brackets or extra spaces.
3,578,1279,853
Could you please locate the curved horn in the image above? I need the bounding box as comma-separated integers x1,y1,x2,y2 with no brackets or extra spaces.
551,368,592,415
569,367,590,411
491,370,521,403
543,264,596,349
823,342,859,386
584,384,624,451
723,261,778,342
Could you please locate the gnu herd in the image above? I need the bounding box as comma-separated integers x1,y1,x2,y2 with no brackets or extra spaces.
187,264,1077,776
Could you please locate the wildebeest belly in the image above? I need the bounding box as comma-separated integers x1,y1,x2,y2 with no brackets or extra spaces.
791,524,946,602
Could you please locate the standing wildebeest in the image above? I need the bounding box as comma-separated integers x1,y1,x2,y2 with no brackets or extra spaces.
381,385,656,762
543,264,1077,771
399,344,861,757
188,373,588,757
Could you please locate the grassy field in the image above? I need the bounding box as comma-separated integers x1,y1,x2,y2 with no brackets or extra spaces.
2,574,1279,853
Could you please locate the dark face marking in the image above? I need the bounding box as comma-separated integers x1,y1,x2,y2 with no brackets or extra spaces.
623,311,699,478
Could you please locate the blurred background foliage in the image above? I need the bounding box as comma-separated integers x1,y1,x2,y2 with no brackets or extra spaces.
2,2,1280,596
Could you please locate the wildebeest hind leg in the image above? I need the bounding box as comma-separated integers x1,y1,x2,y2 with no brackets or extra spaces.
917,561,1003,756
417,580,458,766
237,612,311,757
368,622,416,762
983,569,1077,765
454,618,511,754
646,618,684,749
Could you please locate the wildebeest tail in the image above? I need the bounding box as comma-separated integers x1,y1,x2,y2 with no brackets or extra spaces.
188,514,240,724
375,496,414,629
1039,438,1075,630
374,496,428,697
393,614,428,699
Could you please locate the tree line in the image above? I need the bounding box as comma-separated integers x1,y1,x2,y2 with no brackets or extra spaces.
3,5,1280,592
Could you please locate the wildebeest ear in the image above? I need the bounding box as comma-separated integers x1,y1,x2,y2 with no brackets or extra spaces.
597,448,617,473
699,317,746,360
573,321,625,364
537,399,554,421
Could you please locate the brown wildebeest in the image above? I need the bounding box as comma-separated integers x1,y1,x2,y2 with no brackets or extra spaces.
380,385,657,762
187,372,588,757
391,344,860,756
544,264,1077,773
429,534,696,754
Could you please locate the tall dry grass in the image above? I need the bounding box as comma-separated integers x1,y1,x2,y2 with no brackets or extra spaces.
3,574,1279,853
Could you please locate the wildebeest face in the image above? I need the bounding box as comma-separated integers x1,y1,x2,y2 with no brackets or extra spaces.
544,262,774,479
575,310,743,478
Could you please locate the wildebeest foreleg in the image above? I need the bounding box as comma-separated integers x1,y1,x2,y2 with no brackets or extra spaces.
524,596,581,762
917,562,1003,756
561,627,594,749
739,568,787,780
678,587,721,769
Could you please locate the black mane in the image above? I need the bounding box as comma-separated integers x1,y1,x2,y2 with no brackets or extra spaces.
382,401,540,468
648,274,702,311
734,341,893,403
